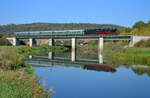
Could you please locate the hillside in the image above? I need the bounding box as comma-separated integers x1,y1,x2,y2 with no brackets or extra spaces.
0,23,126,36
120,20,150,35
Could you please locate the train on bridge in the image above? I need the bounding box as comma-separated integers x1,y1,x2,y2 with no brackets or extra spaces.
14,29,118,37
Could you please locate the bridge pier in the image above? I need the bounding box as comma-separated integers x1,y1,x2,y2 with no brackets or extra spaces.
49,38,55,46
12,37,20,46
72,38,76,61
29,38,36,47
98,37,104,51
29,38,33,47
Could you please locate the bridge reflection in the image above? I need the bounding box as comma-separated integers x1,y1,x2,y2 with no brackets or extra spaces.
48,47,103,64
26,52,116,73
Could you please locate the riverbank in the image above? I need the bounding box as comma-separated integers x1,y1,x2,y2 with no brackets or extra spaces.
0,45,67,98
0,69,48,98
103,42,150,66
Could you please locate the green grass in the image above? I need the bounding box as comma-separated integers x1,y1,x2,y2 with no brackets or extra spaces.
103,42,150,66
0,69,49,98
0,47,25,69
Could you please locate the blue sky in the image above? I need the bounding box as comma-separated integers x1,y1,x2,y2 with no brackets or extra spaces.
0,0,150,27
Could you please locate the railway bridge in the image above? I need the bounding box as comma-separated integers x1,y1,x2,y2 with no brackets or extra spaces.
7,30,132,47
6,30,150,54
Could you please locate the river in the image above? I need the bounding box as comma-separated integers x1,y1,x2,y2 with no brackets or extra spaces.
27,48,150,98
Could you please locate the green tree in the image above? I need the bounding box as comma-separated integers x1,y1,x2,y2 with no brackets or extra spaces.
133,21,146,29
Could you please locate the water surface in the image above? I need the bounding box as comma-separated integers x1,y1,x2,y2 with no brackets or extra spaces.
27,49,150,98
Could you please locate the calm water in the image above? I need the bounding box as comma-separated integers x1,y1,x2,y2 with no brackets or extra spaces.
27,49,150,98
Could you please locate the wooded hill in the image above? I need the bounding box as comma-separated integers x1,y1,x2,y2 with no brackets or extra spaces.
0,23,126,36
120,20,150,35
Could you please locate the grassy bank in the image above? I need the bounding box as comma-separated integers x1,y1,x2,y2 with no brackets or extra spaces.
103,42,150,66
0,45,67,98
0,69,48,98
0,45,68,69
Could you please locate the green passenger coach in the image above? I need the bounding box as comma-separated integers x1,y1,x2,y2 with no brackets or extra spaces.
14,30,84,37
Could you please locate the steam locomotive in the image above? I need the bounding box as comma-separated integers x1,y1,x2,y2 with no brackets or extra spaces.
84,28,117,36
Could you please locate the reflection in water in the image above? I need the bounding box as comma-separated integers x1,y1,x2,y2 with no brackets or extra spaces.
132,65,150,76
98,50,103,64
28,50,150,77
27,48,150,98
71,46,75,61
28,50,150,76
27,53,115,73
48,52,54,60
83,64,116,73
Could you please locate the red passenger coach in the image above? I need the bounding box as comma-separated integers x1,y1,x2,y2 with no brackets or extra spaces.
84,29,118,36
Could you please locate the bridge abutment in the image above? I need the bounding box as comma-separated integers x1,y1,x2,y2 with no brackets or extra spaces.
129,36,150,47
12,37,20,46
12,37,17,46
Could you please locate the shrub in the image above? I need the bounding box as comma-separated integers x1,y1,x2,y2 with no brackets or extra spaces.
0,34,11,46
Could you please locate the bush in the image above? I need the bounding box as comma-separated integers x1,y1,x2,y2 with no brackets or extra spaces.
0,34,11,46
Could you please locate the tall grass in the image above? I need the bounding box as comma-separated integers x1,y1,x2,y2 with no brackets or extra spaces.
0,47,25,69
0,69,49,98
103,42,150,66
